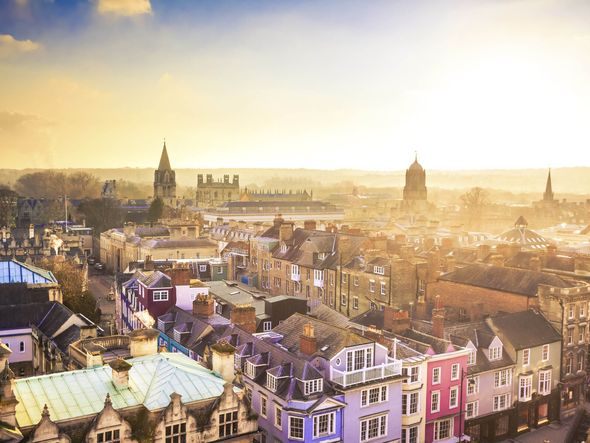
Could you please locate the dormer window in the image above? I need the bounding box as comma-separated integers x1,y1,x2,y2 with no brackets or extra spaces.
374,266,384,275
281,244,287,253
245,361,257,378
489,345,502,361
153,290,169,301
304,379,323,395
468,349,477,366
267,373,278,392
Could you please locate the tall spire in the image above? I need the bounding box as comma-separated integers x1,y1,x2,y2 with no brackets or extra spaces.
543,168,554,201
158,141,172,171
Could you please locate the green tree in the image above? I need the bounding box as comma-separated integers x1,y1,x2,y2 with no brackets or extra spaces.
148,198,164,222
78,198,124,234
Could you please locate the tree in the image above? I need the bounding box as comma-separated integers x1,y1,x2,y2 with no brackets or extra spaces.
15,171,100,199
460,187,490,230
0,186,18,228
37,258,101,323
77,198,124,234
148,198,164,222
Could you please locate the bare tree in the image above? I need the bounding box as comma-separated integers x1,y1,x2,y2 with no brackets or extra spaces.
460,187,490,230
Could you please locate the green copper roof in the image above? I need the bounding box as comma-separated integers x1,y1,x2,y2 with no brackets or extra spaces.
14,353,229,428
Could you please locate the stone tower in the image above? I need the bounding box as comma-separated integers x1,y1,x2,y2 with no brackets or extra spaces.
543,169,555,203
403,154,427,202
153,142,177,206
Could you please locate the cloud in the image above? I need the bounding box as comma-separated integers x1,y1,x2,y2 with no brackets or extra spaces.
0,34,40,58
97,0,151,16
0,111,50,133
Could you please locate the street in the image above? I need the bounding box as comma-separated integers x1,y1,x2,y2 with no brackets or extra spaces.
88,268,116,334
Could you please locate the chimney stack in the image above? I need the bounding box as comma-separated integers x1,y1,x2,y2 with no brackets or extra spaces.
279,222,294,242
166,267,191,286
211,340,236,383
230,304,257,333
431,295,446,339
109,358,132,389
193,294,215,318
300,323,317,356
273,214,285,228
383,307,411,334
304,220,317,231
144,255,154,271
530,256,542,272
490,254,505,267
128,329,160,358
477,244,491,261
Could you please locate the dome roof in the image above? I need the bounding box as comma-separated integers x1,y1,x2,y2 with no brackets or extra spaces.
496,216,553,250
408,155,424,171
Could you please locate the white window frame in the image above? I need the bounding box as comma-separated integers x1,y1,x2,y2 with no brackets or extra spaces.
304,378,323,395
522,348,530,366
312,412,335,439
19,341,25,353
467,349,476,366
260,394,268,418
538,369,551,395
199,264,207,272
291,264,300,276
489,345,502,361
401,426,418,443
361,385,388,407
263,321,272,332
431,390,440,413
360,413,387,442
542,344,550,362
493,393,510,411
374,265,385,275
432,367,441,384
288,416,304,441
466,401,479,419
369,280,375,293
494,369,512,388
402,392,420,415
402,365,420,384
274,405,282,429
267,373,278,392
451,363,460,381
380,281,386,296
433,418,453,441
519,375,533,402
467,376,479,395
153,290,169,301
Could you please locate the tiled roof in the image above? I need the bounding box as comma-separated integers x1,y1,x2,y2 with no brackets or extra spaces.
489,310,561,350
137,270,172,288
14,353,231,428
438,264,574,296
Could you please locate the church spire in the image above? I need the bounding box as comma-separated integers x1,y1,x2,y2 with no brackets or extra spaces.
543,168,554,201
158,141,172,171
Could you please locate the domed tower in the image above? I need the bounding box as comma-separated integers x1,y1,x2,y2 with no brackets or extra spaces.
403,153,427,202
153,141,177,206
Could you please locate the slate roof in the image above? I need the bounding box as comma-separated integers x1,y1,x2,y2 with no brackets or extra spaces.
13,352,232,428
489,310,562,350
0,302,53,329
136,270,172,288
401,329,455,355
208,281,267,316
0,284,57,305
272,313,371,359
308,304,351,328
438,263,574,296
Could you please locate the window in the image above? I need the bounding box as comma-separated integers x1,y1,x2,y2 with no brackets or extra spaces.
313,412,335,438
432,367,441,384
434,418,453,441
288,416,304,440
19,341,25,353
581,304,586,318
467,376,479,395
580,325,587,343
369,280,375,292
380,282,386,296
353,297,359,310
538,370,551,395
342,273,348,284
275,260,281,270
341,294,347,306
542,344,550,362
467,349,476,366
219,411,238,438
274,405,282,429
97,430,120,443
402,366,420,383
566,354,574,374
522,348,530,366
260,394,268,418
153,290,169,301
449,386,459,408
291,265,300,276
568,328,574,345
329,272,334,286
579,352,585,372
199,264,207,272
466,401,479,419
360,414,387,442
519,375,532,401
402,392,419,415
353,276,359,286
347,348,372,371
304,379,323,395
569,304,575,319
401,426,418,443
451,363,460,380
263,321,272,332
245,361,256,378
217,266,223,274
493,393,510,411
494,369,512,388
313,269,324,281
267,374,278,392
489,345,502,361
374,266,385,275
165,423,186,443
361,385,388,407
431,391,440,413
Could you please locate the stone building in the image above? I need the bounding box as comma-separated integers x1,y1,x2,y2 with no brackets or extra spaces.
0,333,259,443
153,142,177,207
196,174,240,207
101,180,117,199
402,155,428,212
239,188,312,202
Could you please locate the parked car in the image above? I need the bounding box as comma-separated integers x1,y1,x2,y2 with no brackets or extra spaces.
87,257,96,265
94,262,105,271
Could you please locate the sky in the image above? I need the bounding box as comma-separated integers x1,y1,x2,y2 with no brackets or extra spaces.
1,0,590,171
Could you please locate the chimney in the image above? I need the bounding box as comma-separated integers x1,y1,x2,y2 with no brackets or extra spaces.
338,236,355,263
304,220,317,231
144,255,154,271
490,254,505,267
477,244,491,261
546,245,557,258
216,217,224,227
383,307,411,334
230,304,257,333
109,358,132,389
441,237,454,251
211,340,236,383
431,295,446,339
128,328,160,358
273,214,285,228
279,222,294,242
300,323,317,356
167,267,191,286
193,294,215,318
238,220,246,230
530,256,542,272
